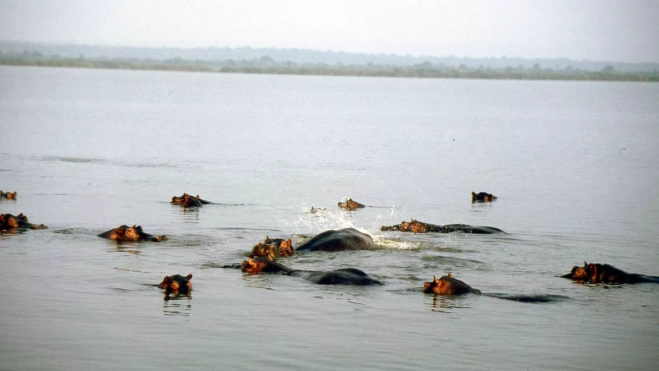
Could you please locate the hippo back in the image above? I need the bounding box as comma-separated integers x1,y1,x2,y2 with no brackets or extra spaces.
300,268,383,285
441,224,505,234
295,228,373,252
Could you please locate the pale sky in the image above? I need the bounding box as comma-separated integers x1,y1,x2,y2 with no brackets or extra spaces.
1,0,658,63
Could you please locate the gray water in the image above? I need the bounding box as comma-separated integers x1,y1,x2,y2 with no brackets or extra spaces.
1,66,659,370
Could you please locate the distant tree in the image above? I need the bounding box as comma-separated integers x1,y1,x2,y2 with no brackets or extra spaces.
259,55,274,64
601,65,615,72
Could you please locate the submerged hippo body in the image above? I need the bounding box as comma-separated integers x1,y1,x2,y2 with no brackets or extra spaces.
423,274,481,295
295,228,374,252
158,274,193,299
241,258,383,285
0,213,47,230
562,262,659,284
0,191,17,200
472,191,497,203
98,225,167,242
249,236,295,260
171,193,210,207
337,198,365,210
380,219,504,234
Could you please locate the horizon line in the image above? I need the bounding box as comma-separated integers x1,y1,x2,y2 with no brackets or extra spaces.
1,39,657,66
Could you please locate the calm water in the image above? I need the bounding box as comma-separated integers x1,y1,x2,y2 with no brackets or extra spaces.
1,66,659,370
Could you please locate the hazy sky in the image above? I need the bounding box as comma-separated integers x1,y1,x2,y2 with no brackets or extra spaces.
1,0,658,62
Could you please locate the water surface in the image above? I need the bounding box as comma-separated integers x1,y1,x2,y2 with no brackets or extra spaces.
1,66,659,370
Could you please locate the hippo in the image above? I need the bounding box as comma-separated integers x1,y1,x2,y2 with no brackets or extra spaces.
295,228,374,252
98,225,167,242
562,262,659,284
158,274,193,300
171,193,210,207
0,213,47,230
472,191,497,203
423,274,481,295
0,191,17,200
337,198,365,210
249,236,295,260
380,219,504,234
241,257,383,285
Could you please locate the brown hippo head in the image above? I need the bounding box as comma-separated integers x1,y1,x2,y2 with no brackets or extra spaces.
5,214,21,228
423,274,481,295
241,258,291,275
250,237,295,260
100,225,166,242
241,258,271,274
276,238,294,257
562,262,591,281
250,243,278,260
104,225,129,240
158,274,193,299
338,198,365,210
1,191,17,199
472,191,497,203
402,220,429,233
123,225,143,241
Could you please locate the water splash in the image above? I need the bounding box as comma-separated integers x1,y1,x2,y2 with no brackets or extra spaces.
285,204,358,234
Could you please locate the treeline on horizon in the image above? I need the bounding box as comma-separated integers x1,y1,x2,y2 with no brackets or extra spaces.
2,51,658,82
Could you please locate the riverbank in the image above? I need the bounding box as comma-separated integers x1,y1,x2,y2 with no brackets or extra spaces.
2,56,657,82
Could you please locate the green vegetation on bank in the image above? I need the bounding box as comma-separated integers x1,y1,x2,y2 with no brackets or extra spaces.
1,55,657,82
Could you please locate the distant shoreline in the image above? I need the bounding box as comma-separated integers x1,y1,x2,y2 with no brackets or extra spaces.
2,57,657,82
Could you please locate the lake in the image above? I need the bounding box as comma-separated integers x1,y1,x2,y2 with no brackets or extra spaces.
1,65,658,370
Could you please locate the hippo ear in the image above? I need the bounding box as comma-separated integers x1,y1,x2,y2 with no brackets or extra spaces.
448,273,454,278
163,276,171,283
264,236,271,243
186,274,193,280
433,275,440,283
584,261,588,267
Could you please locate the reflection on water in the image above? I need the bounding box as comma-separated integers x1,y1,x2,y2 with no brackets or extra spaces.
111,244,142,255
429,294,473,312
163,296,192,316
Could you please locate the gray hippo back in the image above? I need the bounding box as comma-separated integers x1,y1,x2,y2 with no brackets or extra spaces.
295,228,373,252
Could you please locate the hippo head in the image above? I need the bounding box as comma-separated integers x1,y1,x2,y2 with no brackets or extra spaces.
400,220,427,233
562,262,591,281
423,274,480,295
123,225,143,241
110,225,129,239
338,198,364,210
277,239,295,257
424,275,450,294
250,243,277,260
158,274,193,297
241,258,270,274
158,276,175,290
4,214,21,228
